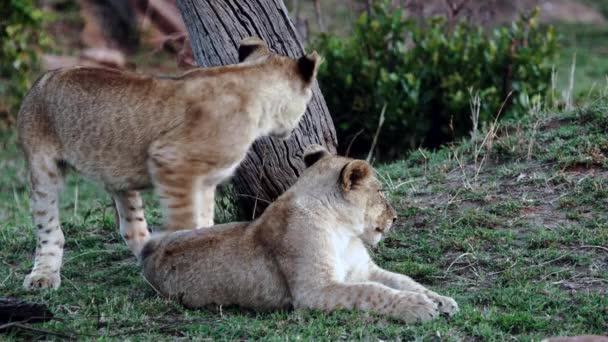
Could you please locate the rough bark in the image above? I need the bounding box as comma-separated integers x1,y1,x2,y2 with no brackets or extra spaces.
177,0,338,218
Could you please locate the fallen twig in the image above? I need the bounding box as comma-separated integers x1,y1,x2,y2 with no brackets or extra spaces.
0,321,76,340
579,245,608,253
445,253,473,274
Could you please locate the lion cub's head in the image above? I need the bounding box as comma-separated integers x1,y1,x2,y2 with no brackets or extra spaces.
299,145,397,246
238,37,322,139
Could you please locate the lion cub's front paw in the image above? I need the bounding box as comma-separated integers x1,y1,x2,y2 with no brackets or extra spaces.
23,271,60,289
425,292,459,316
396,293,440,323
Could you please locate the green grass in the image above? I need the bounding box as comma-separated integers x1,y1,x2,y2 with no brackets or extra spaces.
555,23,608,100
1,102,607,340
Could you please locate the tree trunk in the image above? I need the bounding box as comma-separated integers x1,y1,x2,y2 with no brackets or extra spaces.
79,0,139,53
176,0,338,218
313,0,325,32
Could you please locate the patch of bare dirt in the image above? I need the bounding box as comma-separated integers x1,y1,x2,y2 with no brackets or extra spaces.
398,162,575,233
557,277,608,295
394,157,607,292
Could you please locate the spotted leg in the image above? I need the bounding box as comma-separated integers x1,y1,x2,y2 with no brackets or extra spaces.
112,191,150,258
23,153,65,289
148,142,199,231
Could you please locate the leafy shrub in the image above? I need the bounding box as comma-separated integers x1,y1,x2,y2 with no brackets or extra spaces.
1,0,50,120
314,1,557,160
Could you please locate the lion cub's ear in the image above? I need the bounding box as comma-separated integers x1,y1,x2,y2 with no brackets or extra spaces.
297,51,322,83
340,160,373,191
303,144,331,167
238,36,270,62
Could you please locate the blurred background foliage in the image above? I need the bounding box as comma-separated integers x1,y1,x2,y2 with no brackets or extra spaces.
0,0,51,124
314,1,558,160
0,0,607,160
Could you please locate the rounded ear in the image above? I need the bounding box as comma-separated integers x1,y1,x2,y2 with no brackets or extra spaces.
297,51,322,83
303,144,330,167
238,36,270,62
340,160,372,191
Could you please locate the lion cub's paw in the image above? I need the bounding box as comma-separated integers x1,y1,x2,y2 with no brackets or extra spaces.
23,271,60,290
397,293,440,323
426,292,459,316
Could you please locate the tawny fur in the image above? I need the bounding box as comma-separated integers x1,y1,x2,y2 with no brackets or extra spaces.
17,37,321,289
141,146,459,323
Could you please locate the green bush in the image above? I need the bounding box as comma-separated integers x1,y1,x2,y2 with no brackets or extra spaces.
314,1,557,160
1,0,50,118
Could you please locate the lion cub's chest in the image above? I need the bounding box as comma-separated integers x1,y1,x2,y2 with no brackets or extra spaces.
330,230,371,282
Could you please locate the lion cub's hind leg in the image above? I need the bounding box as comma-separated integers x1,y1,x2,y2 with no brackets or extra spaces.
148,141,207,231
23,152,65,289
196,184,215,228
112,191,150,257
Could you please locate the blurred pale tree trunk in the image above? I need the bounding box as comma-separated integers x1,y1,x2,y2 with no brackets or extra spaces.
177,0,337,218
313,0,325,32
79,0,139,52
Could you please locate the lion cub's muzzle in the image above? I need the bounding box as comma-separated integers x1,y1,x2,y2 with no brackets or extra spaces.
375,215,397,234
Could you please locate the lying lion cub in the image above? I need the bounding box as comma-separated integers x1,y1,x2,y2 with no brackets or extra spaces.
141,146,458,323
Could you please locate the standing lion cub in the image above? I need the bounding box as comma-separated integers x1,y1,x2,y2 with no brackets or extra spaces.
17,37,321,289
141,146,458,323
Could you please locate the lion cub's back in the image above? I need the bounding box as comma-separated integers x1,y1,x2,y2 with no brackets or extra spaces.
141,223,292,310
18,67,186,189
